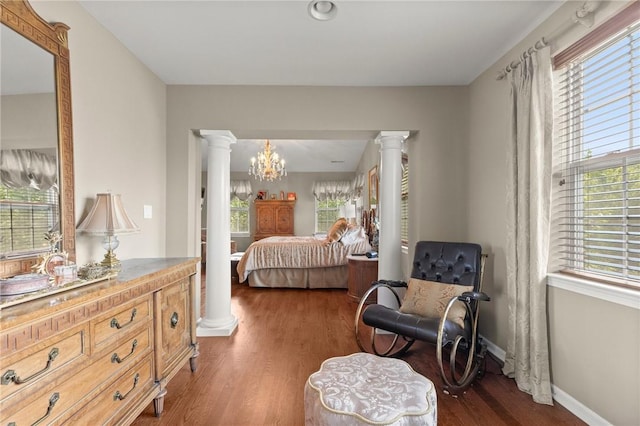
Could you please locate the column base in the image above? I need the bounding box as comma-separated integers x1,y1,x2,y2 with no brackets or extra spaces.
196,315,238,337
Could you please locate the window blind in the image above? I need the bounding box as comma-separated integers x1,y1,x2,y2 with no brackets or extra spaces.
552,21,640,287
0,186,58,257
400,155,409,245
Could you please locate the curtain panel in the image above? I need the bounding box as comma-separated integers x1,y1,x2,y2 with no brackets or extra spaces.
503,46,553,405
351,174,366,199
230,180,253,201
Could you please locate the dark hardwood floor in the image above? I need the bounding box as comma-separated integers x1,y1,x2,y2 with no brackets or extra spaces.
132,275,585,426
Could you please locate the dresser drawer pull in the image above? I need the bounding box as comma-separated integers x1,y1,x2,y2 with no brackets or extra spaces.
170,312,179,328
9,392,61,426
1,348,59,386
110,308,137,330
113,373,139,401
111,339,138,364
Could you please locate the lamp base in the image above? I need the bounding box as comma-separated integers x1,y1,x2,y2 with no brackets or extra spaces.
101,249,122,271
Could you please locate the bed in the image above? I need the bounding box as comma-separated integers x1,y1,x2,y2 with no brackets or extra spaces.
237,224,371,289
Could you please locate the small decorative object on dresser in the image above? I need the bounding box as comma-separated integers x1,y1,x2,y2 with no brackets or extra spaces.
287,192,296,200
0,273,50,296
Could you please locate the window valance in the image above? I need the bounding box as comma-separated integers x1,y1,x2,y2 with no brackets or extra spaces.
312,180,353,202
230,180,253,201
0,149,57,190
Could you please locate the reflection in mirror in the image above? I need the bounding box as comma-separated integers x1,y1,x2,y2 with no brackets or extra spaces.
1,23,59,259
0,0,75,280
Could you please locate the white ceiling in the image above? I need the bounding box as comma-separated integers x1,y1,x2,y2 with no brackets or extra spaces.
227,138,370,173
75,0,564,172
79,0,563,87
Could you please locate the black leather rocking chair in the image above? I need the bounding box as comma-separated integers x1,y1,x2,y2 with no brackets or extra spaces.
355,241,489,392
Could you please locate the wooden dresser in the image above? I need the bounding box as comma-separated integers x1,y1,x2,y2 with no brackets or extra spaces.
254,200,295,241
0,258,199,425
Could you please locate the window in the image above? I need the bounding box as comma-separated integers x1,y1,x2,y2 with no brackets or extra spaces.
553,15,640,288
401,155,409,246
0,185,58,257
316,199,346,233
230,196,250,235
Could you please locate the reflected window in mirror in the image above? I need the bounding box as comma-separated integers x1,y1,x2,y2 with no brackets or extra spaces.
1,156,59,257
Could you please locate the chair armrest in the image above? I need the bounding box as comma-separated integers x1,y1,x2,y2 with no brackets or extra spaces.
459,291,490,302
374,279,407,288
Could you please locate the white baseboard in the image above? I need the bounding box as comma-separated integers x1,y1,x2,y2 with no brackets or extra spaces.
551,385,611,426
479,335,610,426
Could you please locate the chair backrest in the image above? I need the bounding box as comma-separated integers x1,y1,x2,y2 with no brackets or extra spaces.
410,241,483,291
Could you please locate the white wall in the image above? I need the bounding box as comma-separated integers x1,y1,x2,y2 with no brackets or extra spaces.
467,1,639,424
32,1,168,265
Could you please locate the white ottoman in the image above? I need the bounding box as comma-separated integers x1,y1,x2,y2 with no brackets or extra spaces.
304,353,437,425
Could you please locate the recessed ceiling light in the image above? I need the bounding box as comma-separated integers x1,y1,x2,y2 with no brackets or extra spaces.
308,1,337,21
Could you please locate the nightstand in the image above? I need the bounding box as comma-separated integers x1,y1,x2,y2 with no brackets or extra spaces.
231,252,244,285
347,255,378,302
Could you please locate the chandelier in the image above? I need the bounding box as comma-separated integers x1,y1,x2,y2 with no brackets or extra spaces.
248,140,287,181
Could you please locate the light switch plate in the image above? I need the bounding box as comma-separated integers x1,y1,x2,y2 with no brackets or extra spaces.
143,205,152,219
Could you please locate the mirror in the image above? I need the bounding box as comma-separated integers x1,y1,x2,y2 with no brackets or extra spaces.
0,0,75,277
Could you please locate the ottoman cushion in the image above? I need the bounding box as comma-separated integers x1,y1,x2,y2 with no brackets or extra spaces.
304,353,437,425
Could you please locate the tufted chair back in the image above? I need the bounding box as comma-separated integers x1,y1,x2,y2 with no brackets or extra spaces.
410,241,482,289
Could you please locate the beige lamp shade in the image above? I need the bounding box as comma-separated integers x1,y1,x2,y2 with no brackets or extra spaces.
77,193,140,236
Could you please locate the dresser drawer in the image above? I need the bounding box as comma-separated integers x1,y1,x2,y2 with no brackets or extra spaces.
93,297,151,349
71,355,155,425
1,354,107,425
92,325,152,382
0,326,88,402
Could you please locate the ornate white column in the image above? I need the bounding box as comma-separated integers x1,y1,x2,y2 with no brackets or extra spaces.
197,130,238,337
376,131,409,307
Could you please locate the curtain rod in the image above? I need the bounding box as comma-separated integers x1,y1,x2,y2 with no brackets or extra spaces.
495,38,549,81
495,1,602,81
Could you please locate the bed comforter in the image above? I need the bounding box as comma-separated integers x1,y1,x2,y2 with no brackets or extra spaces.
237,235,371,282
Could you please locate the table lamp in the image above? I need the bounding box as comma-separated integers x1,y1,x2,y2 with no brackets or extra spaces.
77,193,140,271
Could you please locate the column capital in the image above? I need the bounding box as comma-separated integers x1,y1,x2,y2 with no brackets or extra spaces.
375,131,409,149
200,130,237,147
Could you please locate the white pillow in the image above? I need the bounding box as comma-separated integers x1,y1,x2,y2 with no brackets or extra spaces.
340,226,365,245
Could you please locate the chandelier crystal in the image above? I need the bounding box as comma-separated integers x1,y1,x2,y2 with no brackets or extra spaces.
248,140,287,182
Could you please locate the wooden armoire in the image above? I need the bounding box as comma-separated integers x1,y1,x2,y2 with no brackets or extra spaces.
253,200,295,241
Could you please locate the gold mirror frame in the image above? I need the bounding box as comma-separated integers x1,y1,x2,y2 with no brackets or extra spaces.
0,0,75,277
